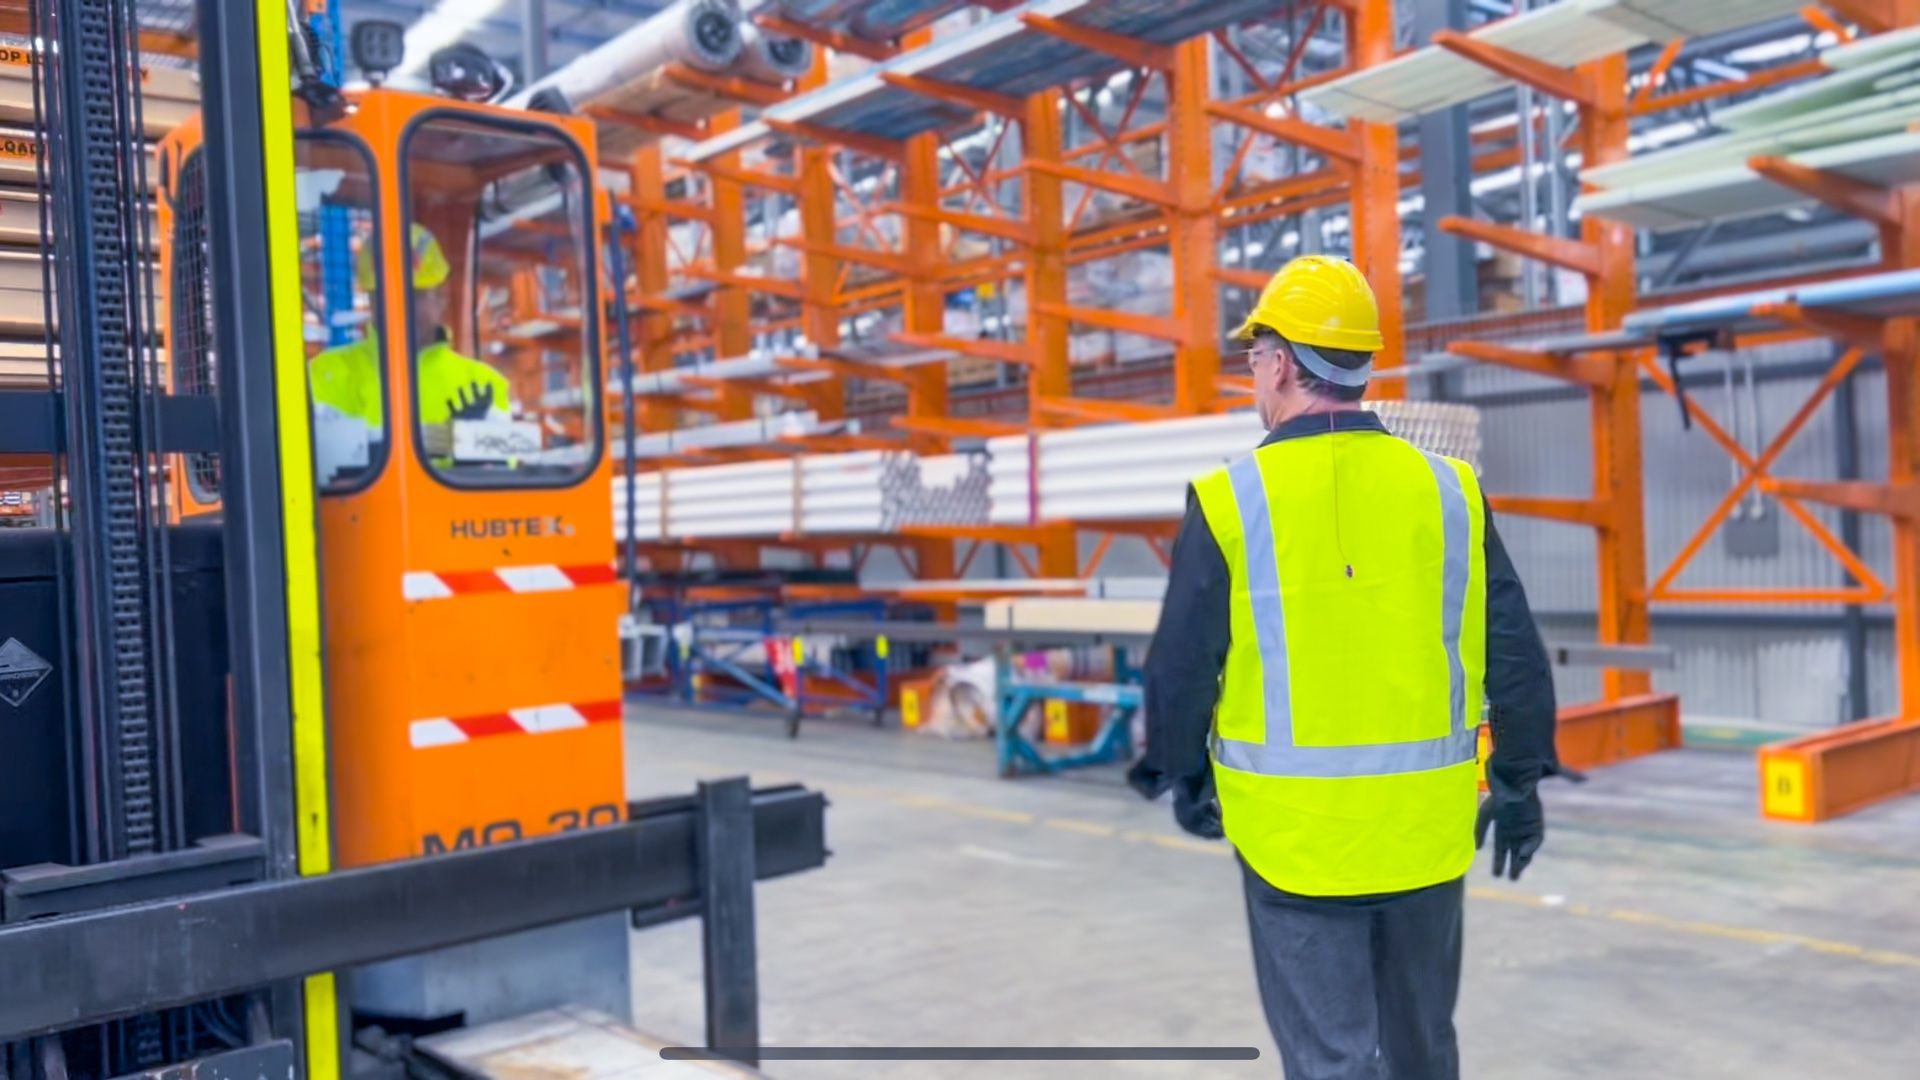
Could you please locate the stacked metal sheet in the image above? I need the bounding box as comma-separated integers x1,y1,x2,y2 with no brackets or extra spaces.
1576,30,1920,230
987,402,1486,526
1301,0,1808,124
0,51,185,343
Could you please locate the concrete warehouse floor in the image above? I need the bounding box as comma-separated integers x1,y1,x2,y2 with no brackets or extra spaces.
622,705,1920,1080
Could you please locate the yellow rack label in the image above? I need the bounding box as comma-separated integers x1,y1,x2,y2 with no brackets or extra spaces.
1762,756,1808,820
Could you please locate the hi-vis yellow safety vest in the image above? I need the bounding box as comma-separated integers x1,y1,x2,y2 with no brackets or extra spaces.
310,335,511,428
1193,428,1486,897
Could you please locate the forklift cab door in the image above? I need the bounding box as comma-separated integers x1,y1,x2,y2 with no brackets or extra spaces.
320,90,623,868
161,91,623,869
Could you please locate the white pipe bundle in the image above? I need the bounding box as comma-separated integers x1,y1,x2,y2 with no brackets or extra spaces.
738,22,816,86
610,402,1480,542
611,449,992,541
988,402,1484,526
511,0,745,158
511,0,743,111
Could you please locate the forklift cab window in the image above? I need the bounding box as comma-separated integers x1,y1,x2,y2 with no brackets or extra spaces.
298,134,388,492
402,113,600,488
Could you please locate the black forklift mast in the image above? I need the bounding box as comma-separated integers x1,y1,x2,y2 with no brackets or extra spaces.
0,3,826,1077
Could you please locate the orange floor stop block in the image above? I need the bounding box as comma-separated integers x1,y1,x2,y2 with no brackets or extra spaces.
1553,693,1683,771
1758,718,1920,823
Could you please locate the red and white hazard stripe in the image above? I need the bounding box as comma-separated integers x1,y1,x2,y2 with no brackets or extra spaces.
409,698,623,748
403,562,617,601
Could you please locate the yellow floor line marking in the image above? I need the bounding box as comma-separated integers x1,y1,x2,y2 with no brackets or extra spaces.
1045,818,1120,837
1121,830,1235,856
631,749,1920,970
1468,887,1920,969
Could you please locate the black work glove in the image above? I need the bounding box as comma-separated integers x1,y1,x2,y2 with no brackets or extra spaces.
1475,770,1544,881
446,381,497,421
1170,772,1225,841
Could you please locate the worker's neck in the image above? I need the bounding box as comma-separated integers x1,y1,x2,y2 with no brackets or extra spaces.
1270,397,1363,430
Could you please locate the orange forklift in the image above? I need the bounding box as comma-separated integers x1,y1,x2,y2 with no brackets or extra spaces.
0,4,821,1077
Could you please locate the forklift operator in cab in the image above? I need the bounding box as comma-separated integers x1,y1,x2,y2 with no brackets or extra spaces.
309,223,512,435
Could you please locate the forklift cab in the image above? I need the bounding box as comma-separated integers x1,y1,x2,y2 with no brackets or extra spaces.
158,89,625,874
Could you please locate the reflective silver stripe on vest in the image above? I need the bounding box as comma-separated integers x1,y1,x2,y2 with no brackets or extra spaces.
1424,452,1472,737
1210,448,1478,778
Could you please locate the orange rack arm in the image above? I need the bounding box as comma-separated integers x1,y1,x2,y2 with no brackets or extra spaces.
1760,477,1920,520
765,118,906,162
1488,495,1612,528
665,63,788,107
887,201,1035,245
1035,396,1184,424
754,12,898,61
674,158,800,196
776,356,922,386
1824,0,1905,33
1214,266,1270,291
586,106,706,142
1432,29,1597,107
1025,159,1179,209
1205,100,1363,166
1020,13,1175,70
687,266,807,300
891,331,1033,366
880,72,1027,121
1753,302,1888,352
1032,301,1189,344
1748,156,1903,230
776,237,914,277
1634,57,1824,116
1449,341,1614,388
630,195,716,224
1439,215,1603,277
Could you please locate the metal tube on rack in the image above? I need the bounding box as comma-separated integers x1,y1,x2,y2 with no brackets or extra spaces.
510,0,744,112
738,21,816,86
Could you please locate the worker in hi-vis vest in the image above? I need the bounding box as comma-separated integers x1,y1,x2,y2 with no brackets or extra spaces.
1129,255,1563,1080
309,223,512,437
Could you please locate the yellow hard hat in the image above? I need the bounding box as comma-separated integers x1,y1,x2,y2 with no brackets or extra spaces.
1233,255,1384,353
357,223,451,291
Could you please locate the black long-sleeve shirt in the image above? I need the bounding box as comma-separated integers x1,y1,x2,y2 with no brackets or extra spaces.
1132,411,1560,811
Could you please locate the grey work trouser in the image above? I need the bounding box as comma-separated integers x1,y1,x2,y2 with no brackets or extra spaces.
1241,860,1464,1080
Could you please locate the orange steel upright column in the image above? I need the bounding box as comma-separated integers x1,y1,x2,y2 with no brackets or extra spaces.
1580,54,1653,701
1025,90,1072,411
1433,40,1674,768
1888,189,1920,720
707,112,755,422
627,143,677,433
1751,0,1920,823
900,130,958,581
1349,0,1404,388
1167,38,1221,414
902,131,953,449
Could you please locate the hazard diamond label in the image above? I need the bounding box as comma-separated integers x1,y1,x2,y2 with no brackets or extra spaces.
0,637,52,708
